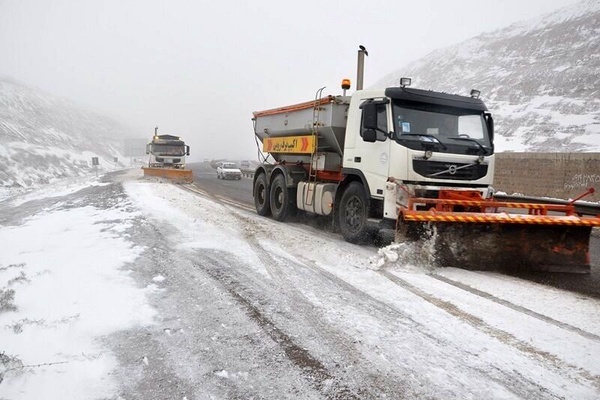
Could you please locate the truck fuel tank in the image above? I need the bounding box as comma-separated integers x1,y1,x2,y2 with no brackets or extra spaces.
297,182,336,216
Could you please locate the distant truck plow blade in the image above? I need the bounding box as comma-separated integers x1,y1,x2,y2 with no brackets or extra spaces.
398,190,600,273
142,166,193,183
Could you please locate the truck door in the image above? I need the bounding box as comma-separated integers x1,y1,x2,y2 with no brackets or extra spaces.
355,101,392,199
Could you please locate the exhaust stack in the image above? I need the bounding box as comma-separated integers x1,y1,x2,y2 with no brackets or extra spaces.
356,45,368,91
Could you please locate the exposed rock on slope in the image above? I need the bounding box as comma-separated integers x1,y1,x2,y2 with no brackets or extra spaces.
376,0,600,152
0,78,138,189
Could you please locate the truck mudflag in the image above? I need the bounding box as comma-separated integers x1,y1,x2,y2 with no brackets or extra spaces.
263,135,315,154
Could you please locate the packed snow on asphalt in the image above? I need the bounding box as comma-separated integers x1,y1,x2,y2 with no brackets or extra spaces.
1,168,599,399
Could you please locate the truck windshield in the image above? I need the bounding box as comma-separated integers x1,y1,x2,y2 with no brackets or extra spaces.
151,144,186,156
392,100,492,155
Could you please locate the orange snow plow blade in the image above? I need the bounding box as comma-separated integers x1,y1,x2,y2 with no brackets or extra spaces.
142,167,193,183
398,190,600,273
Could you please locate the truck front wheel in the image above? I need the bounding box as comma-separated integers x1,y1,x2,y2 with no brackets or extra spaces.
339,182,370,243
254,173,271,216
270,174,296,221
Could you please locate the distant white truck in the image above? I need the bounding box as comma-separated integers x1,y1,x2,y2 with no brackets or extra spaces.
143,127,192,183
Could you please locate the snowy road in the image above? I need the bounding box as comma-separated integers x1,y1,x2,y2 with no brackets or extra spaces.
1,169,600,399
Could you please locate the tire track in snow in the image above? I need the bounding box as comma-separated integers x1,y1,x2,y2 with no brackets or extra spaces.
287,254,597,398
179,184,366,398
195,256,358,399
378,269,600,386
233,226,397,398
431,273,600,343
226,211,567,398
176,182,599,396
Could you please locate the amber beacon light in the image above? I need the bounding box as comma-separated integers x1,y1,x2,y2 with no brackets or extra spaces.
341,78,351,95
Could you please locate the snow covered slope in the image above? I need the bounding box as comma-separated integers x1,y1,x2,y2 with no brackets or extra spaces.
376,0,600,152
0,77,139,191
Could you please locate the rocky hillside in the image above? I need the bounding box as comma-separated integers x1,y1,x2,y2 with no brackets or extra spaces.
376,0,600,152
0,78,140,189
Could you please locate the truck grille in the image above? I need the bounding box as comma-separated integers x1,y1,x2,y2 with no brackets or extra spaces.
413,160,488,181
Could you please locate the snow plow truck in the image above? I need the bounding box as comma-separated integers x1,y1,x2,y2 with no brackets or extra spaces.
251,49,600,273
142,127,192,183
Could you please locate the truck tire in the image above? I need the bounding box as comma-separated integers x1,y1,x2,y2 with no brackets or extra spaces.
254,173,271,216
339,182,370,243
270,174,296,221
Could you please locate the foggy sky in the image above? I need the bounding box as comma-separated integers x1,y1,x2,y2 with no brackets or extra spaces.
0,0,580,161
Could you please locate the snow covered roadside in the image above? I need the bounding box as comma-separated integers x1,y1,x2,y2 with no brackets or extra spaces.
123,180,600,398
2,171,600,398
0,169,126,205
0,174,156,399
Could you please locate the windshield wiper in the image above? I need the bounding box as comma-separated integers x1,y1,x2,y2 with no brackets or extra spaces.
398,134,448,150
447,136,489,155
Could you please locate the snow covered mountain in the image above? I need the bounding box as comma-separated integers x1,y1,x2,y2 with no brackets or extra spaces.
0,77,139,191
376,0,600,152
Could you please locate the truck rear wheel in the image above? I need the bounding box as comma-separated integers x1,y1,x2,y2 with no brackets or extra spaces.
254,173,271,216
270,174,296,221
339,182,369,243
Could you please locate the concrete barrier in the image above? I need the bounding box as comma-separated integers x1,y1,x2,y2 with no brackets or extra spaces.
241,154,599,202
241,168,255,179
494,153,600,202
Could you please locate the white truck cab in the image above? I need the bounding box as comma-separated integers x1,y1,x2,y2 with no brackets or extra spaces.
343,86,495,214
252,79,495,242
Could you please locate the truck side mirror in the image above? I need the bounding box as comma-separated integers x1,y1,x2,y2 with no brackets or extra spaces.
363,129,377,143
186,145,190,156
362,103,378,130
485,112,494,142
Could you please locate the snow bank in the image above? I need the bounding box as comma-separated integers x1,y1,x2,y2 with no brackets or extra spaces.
0,196,156,398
